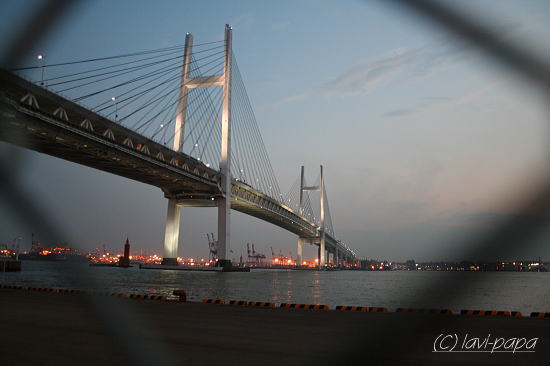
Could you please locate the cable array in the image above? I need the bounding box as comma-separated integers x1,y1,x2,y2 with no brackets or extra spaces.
15,42,226,146
15,40,289,203
323,182,335,236
13,37,341,244
230,54,283,201
283,174,317,224
282,170,335,235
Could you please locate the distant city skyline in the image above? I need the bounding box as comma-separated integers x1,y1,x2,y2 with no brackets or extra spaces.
1,0,550,261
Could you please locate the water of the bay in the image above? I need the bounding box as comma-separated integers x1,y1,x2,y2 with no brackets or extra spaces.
2,261,549,314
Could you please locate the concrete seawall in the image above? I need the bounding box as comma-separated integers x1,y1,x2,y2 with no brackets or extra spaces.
0,289,548,365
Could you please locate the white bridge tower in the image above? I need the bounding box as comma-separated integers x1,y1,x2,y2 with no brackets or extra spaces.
297,165,331,268
162,25,233,266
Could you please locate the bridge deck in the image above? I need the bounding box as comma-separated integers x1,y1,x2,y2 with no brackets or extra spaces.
0,69,355,258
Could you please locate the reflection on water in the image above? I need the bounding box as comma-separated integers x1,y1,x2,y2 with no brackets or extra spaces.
2,261,549,313
310,274,322,301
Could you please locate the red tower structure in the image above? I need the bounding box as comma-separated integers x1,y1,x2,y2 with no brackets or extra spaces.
119,238,130,267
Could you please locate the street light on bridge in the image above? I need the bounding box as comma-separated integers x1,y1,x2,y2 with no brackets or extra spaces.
37,54,45,86
111,97,118,122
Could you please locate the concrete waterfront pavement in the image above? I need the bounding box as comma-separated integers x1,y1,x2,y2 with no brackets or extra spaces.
1,289,549,365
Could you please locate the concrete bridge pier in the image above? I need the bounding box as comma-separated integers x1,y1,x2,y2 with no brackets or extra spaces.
318,232,326,267
297,237,304,265
297,237,317,266
162,198,181,266
328,250,336,266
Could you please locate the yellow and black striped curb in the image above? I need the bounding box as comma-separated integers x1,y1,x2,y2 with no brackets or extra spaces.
368,307,389,312
460,310,512,316
1,285,27,290
57,289,84,294
229,300,249,305
280,303,329,310
0,285,169,300
530,312,550,318
103,292,128,298
335,305,369,312
1,286,547,317
202,298,225,304
28,287,57,293
129,294,167,300
248,301,275,308
396,308,454,315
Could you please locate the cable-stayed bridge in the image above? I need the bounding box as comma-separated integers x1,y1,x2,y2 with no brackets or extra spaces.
0,25,358,268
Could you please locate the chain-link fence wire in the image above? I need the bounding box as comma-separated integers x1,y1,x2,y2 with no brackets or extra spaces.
0,0,549,364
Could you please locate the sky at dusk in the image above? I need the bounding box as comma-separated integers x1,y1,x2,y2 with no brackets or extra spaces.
1,0,550,261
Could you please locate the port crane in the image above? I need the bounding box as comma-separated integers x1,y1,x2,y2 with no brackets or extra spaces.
246,243,266,265
11,237,22,259
30,233,42,253
270,246,294,265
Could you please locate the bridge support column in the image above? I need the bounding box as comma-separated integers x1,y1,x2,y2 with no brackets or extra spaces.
216,24,233,268
162,198,181,266
318,232,326,267
217,197,230,264
335,248,339,267
297,238,305,266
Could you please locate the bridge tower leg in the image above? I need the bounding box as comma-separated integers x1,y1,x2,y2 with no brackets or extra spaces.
217,24,233,267
161,26,233,267
317,233,326,268
297,237,304,266
319,165,326,267
300,165,327,268
335,248,339,267
173,33,193,152
162,198,181,265
161,33,193,266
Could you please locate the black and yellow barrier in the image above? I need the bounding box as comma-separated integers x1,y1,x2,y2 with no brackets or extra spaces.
149,295,167,300
57,289,83,294
202,299,225,304
28,287,57,293
109,293,129,298
368,307,389,312
530,312,550,318
129,294,166,300
248,301,275,308
280,303,329,310
229,300,249,306
0,285,27,290
460,310,511,316
396,308,454,315
335,305,369,312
